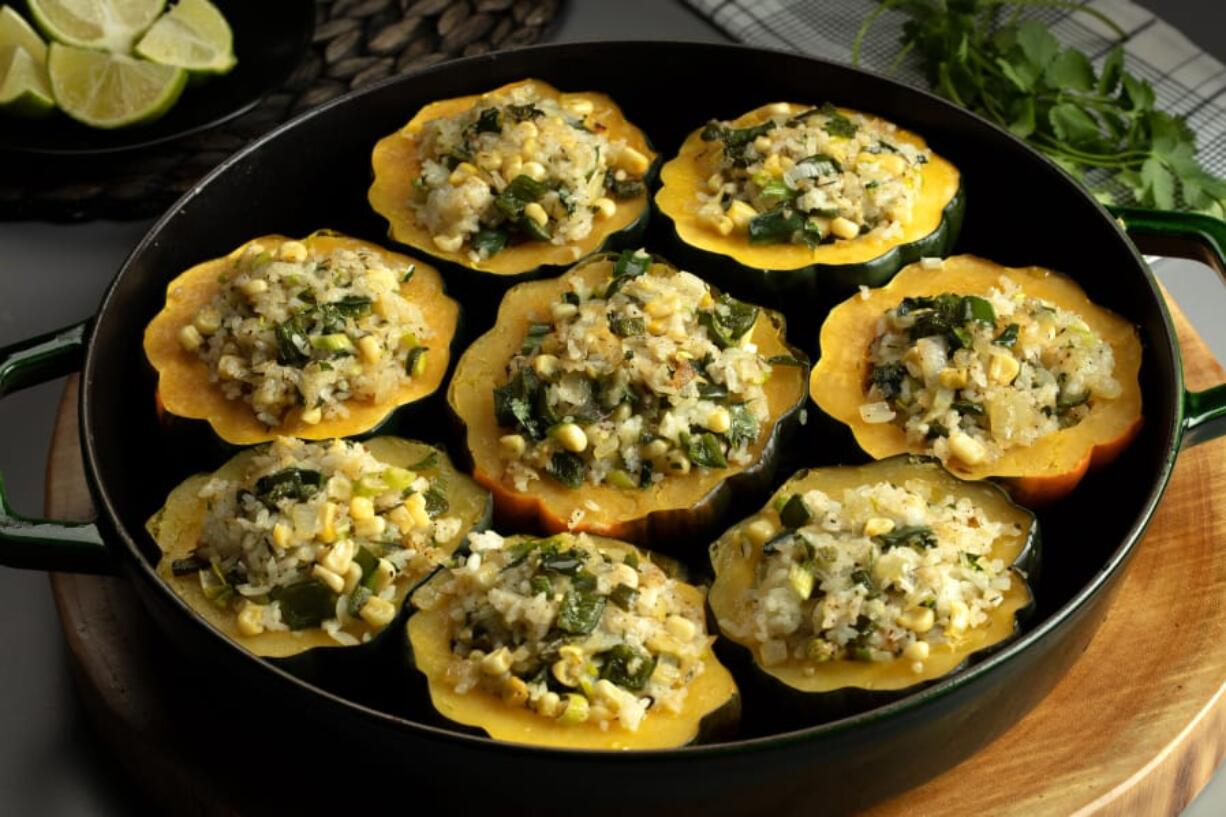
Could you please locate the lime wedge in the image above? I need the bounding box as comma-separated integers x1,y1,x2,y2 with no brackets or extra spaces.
27,0,165,53
0,44,54,117
135,0,235,75
0,6,48,63
48,42,185,128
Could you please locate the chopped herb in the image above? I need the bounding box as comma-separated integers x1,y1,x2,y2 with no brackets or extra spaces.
699,293,759,349
951,400,986,417
820,102,858,138
254,468,324,506
505,103,543,122
546,451,586,488
474,107,501,134
747,206,804,245
682,431,727,469
874,525,937,551
423,486,449,517
726,404,759,449
521,321,553,355
870,362,906,399
606,172,646,199
780,494,812,529
797,152,842,176
598,643,656,690
472,228,508,257
963,552,985,572
609,583,639,611
609,315,645,337
407,450,439,471
850,569,880,599
493,367,546,440
170,554,209,577
556,590,606,635
274,316,312,366
530,575,552,596
271,581,338,630
995,323,1020,347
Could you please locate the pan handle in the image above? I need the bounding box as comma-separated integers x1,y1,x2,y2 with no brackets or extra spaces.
1111,206,1226,449
0,322,113,574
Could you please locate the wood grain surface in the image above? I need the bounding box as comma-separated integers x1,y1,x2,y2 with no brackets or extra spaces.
46,294,1226,816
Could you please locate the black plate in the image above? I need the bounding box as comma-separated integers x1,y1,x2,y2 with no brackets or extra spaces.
0,0,312,156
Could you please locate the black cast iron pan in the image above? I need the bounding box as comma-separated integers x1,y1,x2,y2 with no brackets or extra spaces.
1,42,1225,817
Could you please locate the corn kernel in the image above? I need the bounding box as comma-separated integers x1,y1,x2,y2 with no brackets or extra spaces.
715,216,735,236
593,197,616,220
532,353,559,377
271,522,292,550
236,603,266,637
300,407,322,425
404,492,430,529
311,564,346,594
551,301,578,321
278,241,308,263
192,307,221,335
903,640,930,662
475,151,502,171
989,352,1021,384
949,431,987,466
667,450,691,475
371,558,395,593
349,496,375,522
705,406,732,434
744,518,776,547
706,172,725,193
864,517,896,538
502,676,529,706
500,434,527,457
343,562,363,594
514,120,539,139
763,154,783,176
357,335,382,365
354,515,386,539
644,299,674,319
877,154,907,175
643,439,669,459
665,615,698,642
535,691,562,718
938,368,969,389
522,161,547,182
318,502,339,544
520,137,539,158
432,234,463,253
482,646,513,676
320,538,355,575
948,600,970,634
726,199,758,230
503,155,523,180
552,422,588,453
831,216,861,240
618,146,650,175
177,324,203,352
899,607,935,634
753,135,772,152
523,201,549,227
359,595,396,628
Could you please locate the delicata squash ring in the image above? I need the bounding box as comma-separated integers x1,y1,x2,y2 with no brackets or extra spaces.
810,255,1143,504
407,531,740,749
148,437,492,666
708,456,1037,714
144,231,459,445
655,101,963,307
368,78,658,283
447,250,809,544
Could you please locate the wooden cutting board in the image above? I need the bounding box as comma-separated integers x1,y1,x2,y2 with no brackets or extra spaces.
45,294,1226,817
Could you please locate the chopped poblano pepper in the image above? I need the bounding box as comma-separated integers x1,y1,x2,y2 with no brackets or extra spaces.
546,451,586,488
994,323,1020,347
598,644,656,690
779,493,812,529
254,468,324,506
874,525,936,551
747,207,805,245
472,228,508,257
682,431,727,469
556,590,606,635
608,583,639,611
271,580,339,630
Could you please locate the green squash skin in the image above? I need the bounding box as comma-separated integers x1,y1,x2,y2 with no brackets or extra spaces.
444,252,813,556
653,185,966,347
401,537,742,746
707,455,1039,727
149,441,493,690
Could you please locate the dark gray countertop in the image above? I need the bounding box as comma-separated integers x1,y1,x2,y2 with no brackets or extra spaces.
0,1,1222,813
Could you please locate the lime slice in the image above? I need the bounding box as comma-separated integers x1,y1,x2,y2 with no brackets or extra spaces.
49,42,185,128
0,44,54,117
135,0,235,75
27,0,165,53
0,6,48,63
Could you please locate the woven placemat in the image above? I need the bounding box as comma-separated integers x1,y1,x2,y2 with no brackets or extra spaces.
1,0,564,223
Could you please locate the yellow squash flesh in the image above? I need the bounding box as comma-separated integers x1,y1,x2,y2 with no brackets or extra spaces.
148,437,490,659
654,102,961,271
708,458,1036,693
144,231,459,446
408,534,739,749
810,255,1143,504
368,78,656,277
446,254,809,542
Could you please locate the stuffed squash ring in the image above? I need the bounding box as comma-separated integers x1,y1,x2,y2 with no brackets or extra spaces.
369,78,657,286
708,456,1037,715
144,231,459,445
447,250,809,544
407,530,739,749
810,255,1143,504
148,436,491,667
655,101,963,313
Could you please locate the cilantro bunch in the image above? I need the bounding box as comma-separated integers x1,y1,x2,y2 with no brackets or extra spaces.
853,0,1226,216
